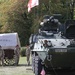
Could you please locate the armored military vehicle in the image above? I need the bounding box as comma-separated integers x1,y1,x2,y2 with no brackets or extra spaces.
29,15,75,75
0,33,21,66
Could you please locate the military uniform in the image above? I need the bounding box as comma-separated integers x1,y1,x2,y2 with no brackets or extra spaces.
0,46,4,65
26,46,30,66
14,46,20,65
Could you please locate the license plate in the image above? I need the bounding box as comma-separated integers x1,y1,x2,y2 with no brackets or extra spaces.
55,49,67,52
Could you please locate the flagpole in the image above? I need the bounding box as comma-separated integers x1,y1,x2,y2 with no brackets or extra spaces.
49,0,51,15
27,0,39,33
37,4,39,19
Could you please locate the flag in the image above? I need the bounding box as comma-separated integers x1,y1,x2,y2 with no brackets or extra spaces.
27,0,39,12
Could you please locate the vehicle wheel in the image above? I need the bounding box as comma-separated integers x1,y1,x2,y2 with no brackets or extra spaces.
34,56,42,75
32,54,35,73
2,50,19,66
4,57,15,65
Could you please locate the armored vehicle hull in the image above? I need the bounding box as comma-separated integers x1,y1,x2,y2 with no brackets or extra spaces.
31,37,75,75
45,52,75,69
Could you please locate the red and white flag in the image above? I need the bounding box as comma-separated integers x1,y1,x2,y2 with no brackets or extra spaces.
27,0,39,12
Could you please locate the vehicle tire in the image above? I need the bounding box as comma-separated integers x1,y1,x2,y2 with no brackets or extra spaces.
2,50,15,66
32,54,35,73
3,49,19,66
34,56,42,75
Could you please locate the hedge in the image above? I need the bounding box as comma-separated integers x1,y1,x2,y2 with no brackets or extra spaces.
20,47,26,57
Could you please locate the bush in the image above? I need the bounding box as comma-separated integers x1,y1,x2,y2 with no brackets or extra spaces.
20,47,26,57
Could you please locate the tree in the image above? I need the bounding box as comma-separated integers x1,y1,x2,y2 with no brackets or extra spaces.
30,0,72,33
0,0,75,46
1,0,32,46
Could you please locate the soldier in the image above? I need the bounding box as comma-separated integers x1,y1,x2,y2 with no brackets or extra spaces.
26,45,30,66
14,45,20,65
0,46,4,66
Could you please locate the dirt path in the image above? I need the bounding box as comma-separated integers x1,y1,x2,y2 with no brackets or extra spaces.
0,65,34,75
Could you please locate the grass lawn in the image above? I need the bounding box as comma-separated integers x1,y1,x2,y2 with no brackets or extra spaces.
0,56,34,75
19,56,32,65
19,56,27,65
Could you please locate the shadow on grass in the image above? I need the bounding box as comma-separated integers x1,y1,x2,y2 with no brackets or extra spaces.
0,64,32,67
18,64,32,66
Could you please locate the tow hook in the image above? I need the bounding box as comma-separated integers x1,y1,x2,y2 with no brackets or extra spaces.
47,55,52,61
41,61,44,65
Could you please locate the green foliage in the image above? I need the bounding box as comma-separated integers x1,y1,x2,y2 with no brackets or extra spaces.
20,47,26,57
0,0,32,46
0,0,75,46
0,0,17,32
